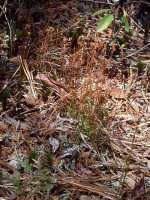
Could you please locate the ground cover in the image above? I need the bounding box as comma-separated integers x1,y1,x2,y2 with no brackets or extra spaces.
0,1,150,199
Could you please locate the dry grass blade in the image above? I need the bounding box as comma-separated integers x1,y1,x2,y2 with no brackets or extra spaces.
0,1,150,199
19,56,36,99
60,178,118,200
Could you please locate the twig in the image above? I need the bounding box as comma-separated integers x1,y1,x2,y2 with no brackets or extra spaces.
0,1,13,55
80,0,113,5
0,0,7,18
126,43,150,58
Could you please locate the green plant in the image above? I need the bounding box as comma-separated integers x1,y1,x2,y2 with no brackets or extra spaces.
19,159,33,173
96,14,114,32
10,172,22,191
29,149,39,161
96,8,131,34
0,87,11,110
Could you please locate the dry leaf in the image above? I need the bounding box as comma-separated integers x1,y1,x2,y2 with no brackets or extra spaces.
36,73,68,93
48,137,60,153
110,87,127,99
123,177,146,200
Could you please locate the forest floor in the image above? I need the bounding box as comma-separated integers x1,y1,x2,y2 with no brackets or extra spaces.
0,1,150,199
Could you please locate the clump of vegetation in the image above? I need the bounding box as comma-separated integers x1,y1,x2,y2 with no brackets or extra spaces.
0,0,149,199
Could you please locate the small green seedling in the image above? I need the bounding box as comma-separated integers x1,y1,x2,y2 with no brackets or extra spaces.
120,9,131,33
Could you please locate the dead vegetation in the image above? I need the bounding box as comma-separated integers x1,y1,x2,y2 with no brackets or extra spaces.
0,0,150,199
